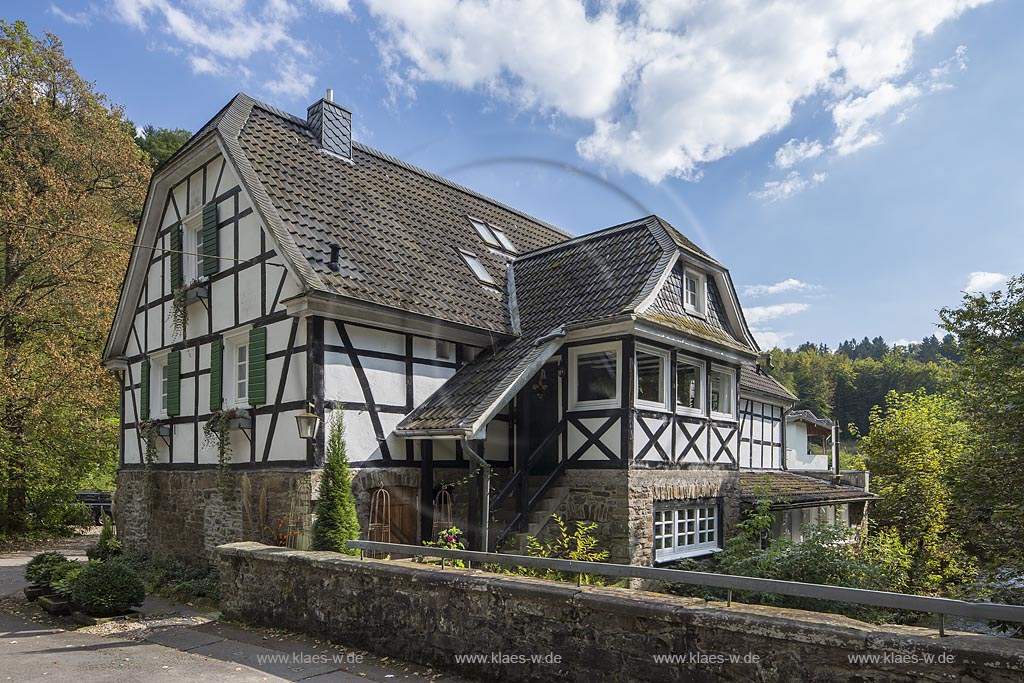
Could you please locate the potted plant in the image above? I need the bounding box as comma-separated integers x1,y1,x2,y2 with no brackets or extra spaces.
204,408,250,493
38,561,84,615
170,278,208,338
23,552,68,600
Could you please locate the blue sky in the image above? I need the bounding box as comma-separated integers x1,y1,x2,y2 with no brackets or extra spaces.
10,0,1022,349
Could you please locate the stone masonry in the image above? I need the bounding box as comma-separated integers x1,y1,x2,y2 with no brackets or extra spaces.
115,468,318,559
218,542,1024,683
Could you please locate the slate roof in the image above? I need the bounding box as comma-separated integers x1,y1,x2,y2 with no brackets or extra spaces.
397,216,671,433
739,364,798,402
786,409,834,428
740,471,875,507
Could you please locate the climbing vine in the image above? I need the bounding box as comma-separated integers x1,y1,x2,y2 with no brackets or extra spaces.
204,408,247,494
138,419,162,500
170,285,188,339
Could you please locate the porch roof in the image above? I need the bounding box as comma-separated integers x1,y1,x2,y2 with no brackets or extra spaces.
740,471,876,507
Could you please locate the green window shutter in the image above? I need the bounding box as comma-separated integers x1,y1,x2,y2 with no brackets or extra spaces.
140,358,151,420
170,223,183,290
167,351,181,417
210,337,223,411
202,202,219,277
248,327,267,405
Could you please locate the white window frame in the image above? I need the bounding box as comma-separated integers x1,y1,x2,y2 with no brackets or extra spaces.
150,350,169,418
675,355,706,417
634,344,671,412
709,364,737,421
181,210,205,286
223,325,252,409
653,502,720,562
568,342,621,411
458,249,496,285
683,268,706,317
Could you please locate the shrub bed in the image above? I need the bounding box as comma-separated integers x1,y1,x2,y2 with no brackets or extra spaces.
65,561,145,617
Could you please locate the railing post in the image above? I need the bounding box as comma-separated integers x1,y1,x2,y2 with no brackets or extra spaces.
939,613,944,637
727,589,733,607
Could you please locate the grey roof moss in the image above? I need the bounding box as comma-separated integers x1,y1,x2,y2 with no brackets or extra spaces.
739,364,798,403
740,471,876,506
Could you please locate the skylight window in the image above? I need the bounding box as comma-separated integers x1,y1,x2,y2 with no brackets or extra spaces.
468,217,517,254
459,249,495,285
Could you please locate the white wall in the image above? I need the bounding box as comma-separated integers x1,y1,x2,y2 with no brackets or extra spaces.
785,422,829,471
121,152,308,467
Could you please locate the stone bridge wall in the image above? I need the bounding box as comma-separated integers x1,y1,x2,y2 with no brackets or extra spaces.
216,542,1024,683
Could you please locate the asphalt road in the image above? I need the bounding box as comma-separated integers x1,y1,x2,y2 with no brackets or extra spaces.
0,534,470,683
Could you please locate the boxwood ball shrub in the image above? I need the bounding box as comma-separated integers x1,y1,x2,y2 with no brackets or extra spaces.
67,561,146,616
25,552,69,585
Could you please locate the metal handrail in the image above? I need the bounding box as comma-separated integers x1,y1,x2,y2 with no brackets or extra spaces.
347,540,1024,627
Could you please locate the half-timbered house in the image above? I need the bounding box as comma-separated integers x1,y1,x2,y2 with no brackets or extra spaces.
104,92,871,565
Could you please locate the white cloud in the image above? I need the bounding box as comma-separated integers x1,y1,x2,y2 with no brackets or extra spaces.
751,171,827,202
366,0,991,181
751,329,793,350
107,0,316,102
263,57,317,99
49,4,93,26
189,54,225,75
310,0,351,14
745,303,811,325
774,138,824,169
743,278,820,298
964,271,1007,293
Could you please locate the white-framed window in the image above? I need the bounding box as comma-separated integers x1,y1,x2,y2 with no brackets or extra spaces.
182,210,205,285
683,268,706,317
458,249,496,285
676,355,705,415
635,344,670,411
709,364,737,420
654,502,720,562
151,350,169,418
468,216,517,253
223,326,252,407
568,342,621,411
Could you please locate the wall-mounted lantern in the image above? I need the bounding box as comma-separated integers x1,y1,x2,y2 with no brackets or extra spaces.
295,403,320,440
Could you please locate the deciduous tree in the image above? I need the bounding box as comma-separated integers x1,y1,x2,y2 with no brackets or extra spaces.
0,21,149,535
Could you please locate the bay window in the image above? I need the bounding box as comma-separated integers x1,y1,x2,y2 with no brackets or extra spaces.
568,342,620,410
635,345,670,411
709,365,736,419
676,356,704,415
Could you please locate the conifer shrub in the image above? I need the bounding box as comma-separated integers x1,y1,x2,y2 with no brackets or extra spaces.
312,415,360,554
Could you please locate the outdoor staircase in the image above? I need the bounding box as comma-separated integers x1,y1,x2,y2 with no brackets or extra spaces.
490,474,569,553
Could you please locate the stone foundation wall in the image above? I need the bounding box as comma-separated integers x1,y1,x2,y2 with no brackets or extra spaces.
217,542,1024,683
115,468,318,559
627,468,741,566
551,470,631,563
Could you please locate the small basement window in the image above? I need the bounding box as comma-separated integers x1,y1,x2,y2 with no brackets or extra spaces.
654,502,719,562
683,268,706,317
458,249,496,285
469,217,517,253
568,342,620,410
635,345,670,411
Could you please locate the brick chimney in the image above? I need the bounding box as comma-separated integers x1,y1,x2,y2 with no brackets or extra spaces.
307,88,352,161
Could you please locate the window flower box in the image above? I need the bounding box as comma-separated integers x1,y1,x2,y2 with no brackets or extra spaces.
184,284,208,305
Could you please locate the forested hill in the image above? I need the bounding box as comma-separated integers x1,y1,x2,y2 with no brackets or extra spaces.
767,334,961,437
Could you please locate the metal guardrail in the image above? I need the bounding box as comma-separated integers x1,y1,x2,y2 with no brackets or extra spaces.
347,540,1024,634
